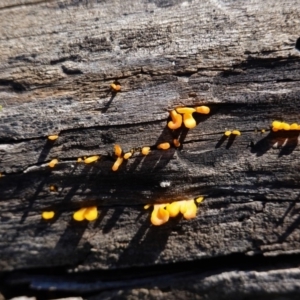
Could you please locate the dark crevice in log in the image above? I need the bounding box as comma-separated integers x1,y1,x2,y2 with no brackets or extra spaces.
1,252,300,299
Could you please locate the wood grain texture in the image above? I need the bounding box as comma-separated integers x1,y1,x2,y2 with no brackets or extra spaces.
0,0,300,298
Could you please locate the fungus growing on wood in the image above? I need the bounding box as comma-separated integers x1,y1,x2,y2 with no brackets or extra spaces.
123,152,132,159
224,131,231,136
196,106,210,114
84,206,98,221
141,147,151,155
232,130,241,136
168,110,182,130
77,158,82,163
176,107,197,129
166,201,181,217
151,204,169,226
173,139,180,147
48,135,59,141
84,155,100,164
49,185,57,192
42,211,55,220
157,142,170,150
112,157,123,171
181,199,197,220
48,159,58,168
110,83,121,92
114,144,122,157
290,123,298,130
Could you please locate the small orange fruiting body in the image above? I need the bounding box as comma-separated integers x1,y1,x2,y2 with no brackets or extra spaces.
110,83,121,92
123,152,132,160
42,211,55,220
183,113,196,129
84,155,100,164
290,123,298,130
73,207,98,221
196,106,210,114
168,110,182,130
77,158,82,163
166,202,181,217
48,135,59,141
157,142,170,150
272,121,281,129
282,122,290,130
114,144,122,157
173,139,180,147
176,107,196,114
224,131,231,136
142,147,151,155
182,200,197,220
151,204,169,226
112,157,123,171
48,159,58,168
232,130,241,136
84,206,98,221
49,185,57,192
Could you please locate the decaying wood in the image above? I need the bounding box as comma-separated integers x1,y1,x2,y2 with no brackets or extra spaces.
0,0,300,298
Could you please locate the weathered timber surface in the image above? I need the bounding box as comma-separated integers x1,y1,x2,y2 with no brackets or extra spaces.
0,0,300,298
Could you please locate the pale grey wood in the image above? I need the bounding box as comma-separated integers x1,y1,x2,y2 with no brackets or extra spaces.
0,0,300,298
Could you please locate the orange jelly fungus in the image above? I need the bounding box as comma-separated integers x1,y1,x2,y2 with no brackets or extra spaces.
110,83,121,92
176,107,196,114
166,202,181,217
196,106,210,114
183,113,196,129
151,204,169,226
123,152,132,160
224,131,231,136
232,130,241,136
282,122,290,130
48,159,58,168
181,200,197,220
141,147,151,155
42,211,55,220
114,144,122,157
112,157,124,171
49,185,57,192
48,135,58,141
77,158,82,163
290,123,298,130
173,139,180,147
157,142,170,150
168,110,182,130
73,207,98,221
84,155,100,164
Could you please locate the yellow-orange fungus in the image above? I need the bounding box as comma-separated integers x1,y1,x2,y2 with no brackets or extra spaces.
282,123,290,130
232,130,241,136
176,107,196,114
272,127,279,132
183,113,196,129
151,204,169,226
272,121,281,129
48,135,58,141
42,211,55,220
114,144,122,157
179,201,188,214
290,123,298,130
73,208,87,221
48,159,58,168
77,158,82,163
84,206,98,221
112,157,123,171
168,110,182,130
196,196,204,203
157,142,170,150
196,106,210,114
173,139,180,147
278,123,284,130
49,185,57,192
110,83,121,91
142,147,151,155
84,155,100,164
183,200,197,220
166,202,181,217
123,152,132,160
144,204,151,210
261,129,265,133
224,131,231,136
